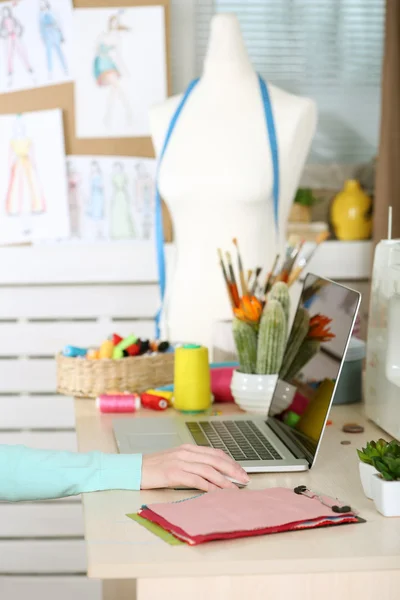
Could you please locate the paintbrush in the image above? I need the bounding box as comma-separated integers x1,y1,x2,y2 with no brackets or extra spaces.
247,269,253,286
218,248,235,310
233,237,248,297
263,254,280,296
275,239,305,283
250,267,262,296
288,231,330,286
226,251,240,307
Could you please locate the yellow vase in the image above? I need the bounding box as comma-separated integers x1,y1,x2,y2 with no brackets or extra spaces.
331,179,372,241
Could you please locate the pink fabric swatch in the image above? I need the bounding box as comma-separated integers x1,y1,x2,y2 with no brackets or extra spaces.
146,487,343,537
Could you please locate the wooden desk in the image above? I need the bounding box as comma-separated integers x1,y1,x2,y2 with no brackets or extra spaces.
74,401,400,600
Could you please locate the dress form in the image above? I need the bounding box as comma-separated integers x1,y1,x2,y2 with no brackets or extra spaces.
149,14,317,349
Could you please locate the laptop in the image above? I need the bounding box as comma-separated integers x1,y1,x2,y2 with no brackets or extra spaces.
113,274,361,473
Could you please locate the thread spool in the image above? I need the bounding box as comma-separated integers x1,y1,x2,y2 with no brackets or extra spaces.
96,394,141,413
141,393,168,411
63,345,88,358
113,334,138,359
99,340,114,359
173,346,211,413
87,348,100,360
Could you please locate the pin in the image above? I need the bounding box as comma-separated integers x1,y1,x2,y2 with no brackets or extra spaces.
294,485,353,514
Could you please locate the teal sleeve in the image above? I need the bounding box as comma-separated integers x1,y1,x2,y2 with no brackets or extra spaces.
0,445,143,502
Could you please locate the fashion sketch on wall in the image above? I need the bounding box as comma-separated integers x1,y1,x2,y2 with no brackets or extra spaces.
5,114,46,218
66,160,81,238
110,161,136,240
74,5,167,138
39,0,68,80
0,109,70,245
93,11,132,129
0,4,34,88
85,160,106,240
65,156,157,243
0,0,73,94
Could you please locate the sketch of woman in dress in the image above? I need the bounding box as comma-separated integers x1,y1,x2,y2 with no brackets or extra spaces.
39,0,68,80
110,162,135,240
67,161,81,238
134,163,155,240
86,161,105,239
5,115,46,217
0,6,34,87
93,11,133,127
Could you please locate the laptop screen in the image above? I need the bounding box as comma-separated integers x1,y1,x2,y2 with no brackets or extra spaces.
268,274,360,463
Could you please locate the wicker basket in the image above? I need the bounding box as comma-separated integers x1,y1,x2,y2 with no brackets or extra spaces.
56,352,174,399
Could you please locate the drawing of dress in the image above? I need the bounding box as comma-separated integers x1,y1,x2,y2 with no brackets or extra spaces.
6,138,46,216
39,9,68,76
93,43,120,86
135,165,155,240
67,166,81,237
110,169,135,239
0,11,33,82
86,171,104,221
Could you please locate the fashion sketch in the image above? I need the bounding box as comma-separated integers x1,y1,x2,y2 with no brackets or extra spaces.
93,11,133,128
39,0,68,79
134,162,154,240
0,5,34,87
67,161,81,238
110,162,135,239
5,115,46,218
86,161,105,240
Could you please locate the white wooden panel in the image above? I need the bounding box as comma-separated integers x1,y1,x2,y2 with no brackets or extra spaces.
0,284,159,319
0,360,56,393
0,395,75,429
0,540,88,573
0,320,155,356
0,242,159,284
0,577,101,600
0,431,77,452
0,503,84,537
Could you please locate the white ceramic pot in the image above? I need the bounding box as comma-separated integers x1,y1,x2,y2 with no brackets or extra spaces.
371,474,400,517
359,461,378,500
230,371,278,415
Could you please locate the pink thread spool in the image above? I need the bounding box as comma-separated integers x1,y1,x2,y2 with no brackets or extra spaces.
96,394,141,413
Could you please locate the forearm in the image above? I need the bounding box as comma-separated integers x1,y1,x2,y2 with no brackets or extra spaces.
0,445,142,502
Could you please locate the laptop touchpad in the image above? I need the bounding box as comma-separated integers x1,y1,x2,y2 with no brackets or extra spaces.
128,433,182,453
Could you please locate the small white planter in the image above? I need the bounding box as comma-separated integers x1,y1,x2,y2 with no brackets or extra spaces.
359,461,378,500
371,474,400,517
231,371,278,415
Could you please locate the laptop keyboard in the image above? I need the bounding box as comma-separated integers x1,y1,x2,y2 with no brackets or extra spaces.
186,420,282,462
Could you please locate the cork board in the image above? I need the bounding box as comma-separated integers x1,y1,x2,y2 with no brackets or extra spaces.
0,0,171,157
0,0,173,240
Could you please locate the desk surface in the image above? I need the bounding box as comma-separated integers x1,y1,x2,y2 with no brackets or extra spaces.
74,401,400,580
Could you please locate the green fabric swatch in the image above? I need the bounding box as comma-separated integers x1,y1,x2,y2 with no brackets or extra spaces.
126,513,184,546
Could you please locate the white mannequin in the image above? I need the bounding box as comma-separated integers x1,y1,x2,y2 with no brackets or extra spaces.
149,14,317,349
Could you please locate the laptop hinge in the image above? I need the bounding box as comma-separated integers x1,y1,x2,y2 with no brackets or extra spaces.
267,418,313,466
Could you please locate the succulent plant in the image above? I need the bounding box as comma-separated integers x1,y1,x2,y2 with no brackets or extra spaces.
269,281,290,324
232,317,258,374
256,299,287,375
357,439,394,466
372,455,400,481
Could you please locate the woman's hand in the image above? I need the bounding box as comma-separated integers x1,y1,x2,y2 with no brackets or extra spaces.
141,444,250,492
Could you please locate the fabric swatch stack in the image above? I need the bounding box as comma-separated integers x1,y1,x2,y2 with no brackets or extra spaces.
128,487,362,546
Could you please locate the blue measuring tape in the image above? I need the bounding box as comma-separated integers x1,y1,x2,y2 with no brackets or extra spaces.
154,74,280,338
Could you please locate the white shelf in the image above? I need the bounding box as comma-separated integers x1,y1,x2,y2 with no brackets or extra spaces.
302,240,373,280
